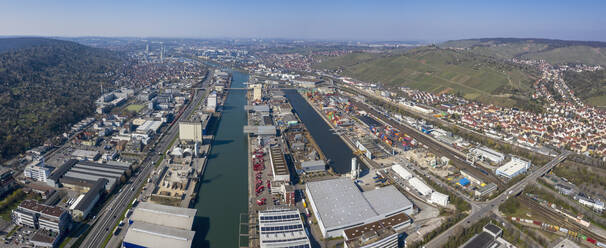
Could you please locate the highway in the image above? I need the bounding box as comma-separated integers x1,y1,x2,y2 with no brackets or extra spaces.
79,76,210,248
424,151,570,248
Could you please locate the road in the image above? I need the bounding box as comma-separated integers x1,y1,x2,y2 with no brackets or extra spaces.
424,151,570,248
79,76,210,248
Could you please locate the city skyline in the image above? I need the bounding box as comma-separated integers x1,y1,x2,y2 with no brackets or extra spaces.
2,0,606,42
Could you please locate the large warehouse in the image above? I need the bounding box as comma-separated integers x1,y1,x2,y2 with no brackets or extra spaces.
258,209,311,248
131,202,196,229
496,157,531,179
269,146,290,182
123,202,197,248
305,178,413,238
47,159,128,192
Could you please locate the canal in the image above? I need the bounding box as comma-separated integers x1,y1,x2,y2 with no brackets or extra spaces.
192,70,249,247
284,90,362,174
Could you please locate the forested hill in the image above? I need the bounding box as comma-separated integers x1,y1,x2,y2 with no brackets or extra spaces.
0,38,124,163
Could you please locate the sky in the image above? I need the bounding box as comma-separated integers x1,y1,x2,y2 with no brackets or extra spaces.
2,0,606,42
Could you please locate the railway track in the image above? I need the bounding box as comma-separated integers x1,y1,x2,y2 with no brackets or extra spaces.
518,195,606,243
350,99,504,188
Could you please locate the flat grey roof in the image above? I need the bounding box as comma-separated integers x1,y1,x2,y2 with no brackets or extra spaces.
306,178,412,230
363,186,413,216
123,221,195,248
131,202,197,230
75,178,107,211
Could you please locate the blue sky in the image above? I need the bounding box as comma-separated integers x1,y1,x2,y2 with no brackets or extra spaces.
2,0,606,41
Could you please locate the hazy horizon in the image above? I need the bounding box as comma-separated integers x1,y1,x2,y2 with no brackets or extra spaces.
2,0,606,42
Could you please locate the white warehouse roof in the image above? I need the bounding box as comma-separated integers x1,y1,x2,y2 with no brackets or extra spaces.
391,164,412,180
408,177,433,196
496,157,530,179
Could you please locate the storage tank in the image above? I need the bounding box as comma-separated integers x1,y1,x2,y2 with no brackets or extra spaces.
350,157,358,179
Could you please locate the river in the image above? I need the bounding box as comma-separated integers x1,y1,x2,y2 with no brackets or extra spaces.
284,90,360,174
192,70,249,247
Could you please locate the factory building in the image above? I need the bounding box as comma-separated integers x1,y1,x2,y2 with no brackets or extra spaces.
179,119,208,142
258,209,311,248
24,160,51,182
461,223,514,248
71,149,101,161
470,147,505,164
46,159,127,193
300,160,326,173
305,178,413,238
243,125,277,137
495,157,531,179
130,202,196,230
408,177,433,196
460,170,483,186
343,213,411,248
70,178,107,221
355,139,383,159
429,192,449,206
12,200,71,236
391,164,412,180
205,91,217,112
269,146,290,182
253,84,263,101
123,202,196,248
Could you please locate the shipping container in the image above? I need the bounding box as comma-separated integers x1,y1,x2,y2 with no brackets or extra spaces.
588,238,597,245
596,241,606,248
533,220,542,226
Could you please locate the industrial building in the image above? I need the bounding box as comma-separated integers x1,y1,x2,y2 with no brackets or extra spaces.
305,178,413,238
178,119,208,142
46,159,128,193
555,184,574,196
0,167,16,198
70,178,108,221
475,183,498,198
253,84,263,101
391,164,412,180
429,192,449,206
123,221,195,248
130,202,196,230
24,160,51,182
355,139,384,159
460,170,483,186
343,213,411,248
470,146,505,164
135,120,163,137
269,146,290,182
243,125,277,137
123,202,197,248
495,157,531,179
461,223,514,248
71,149,101,161
205,91,217,112
12,200,71,236
408,177,433,196
258,209,311,248
300,160,326,172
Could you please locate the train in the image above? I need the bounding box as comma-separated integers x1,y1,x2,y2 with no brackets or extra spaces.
510,217,603,246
